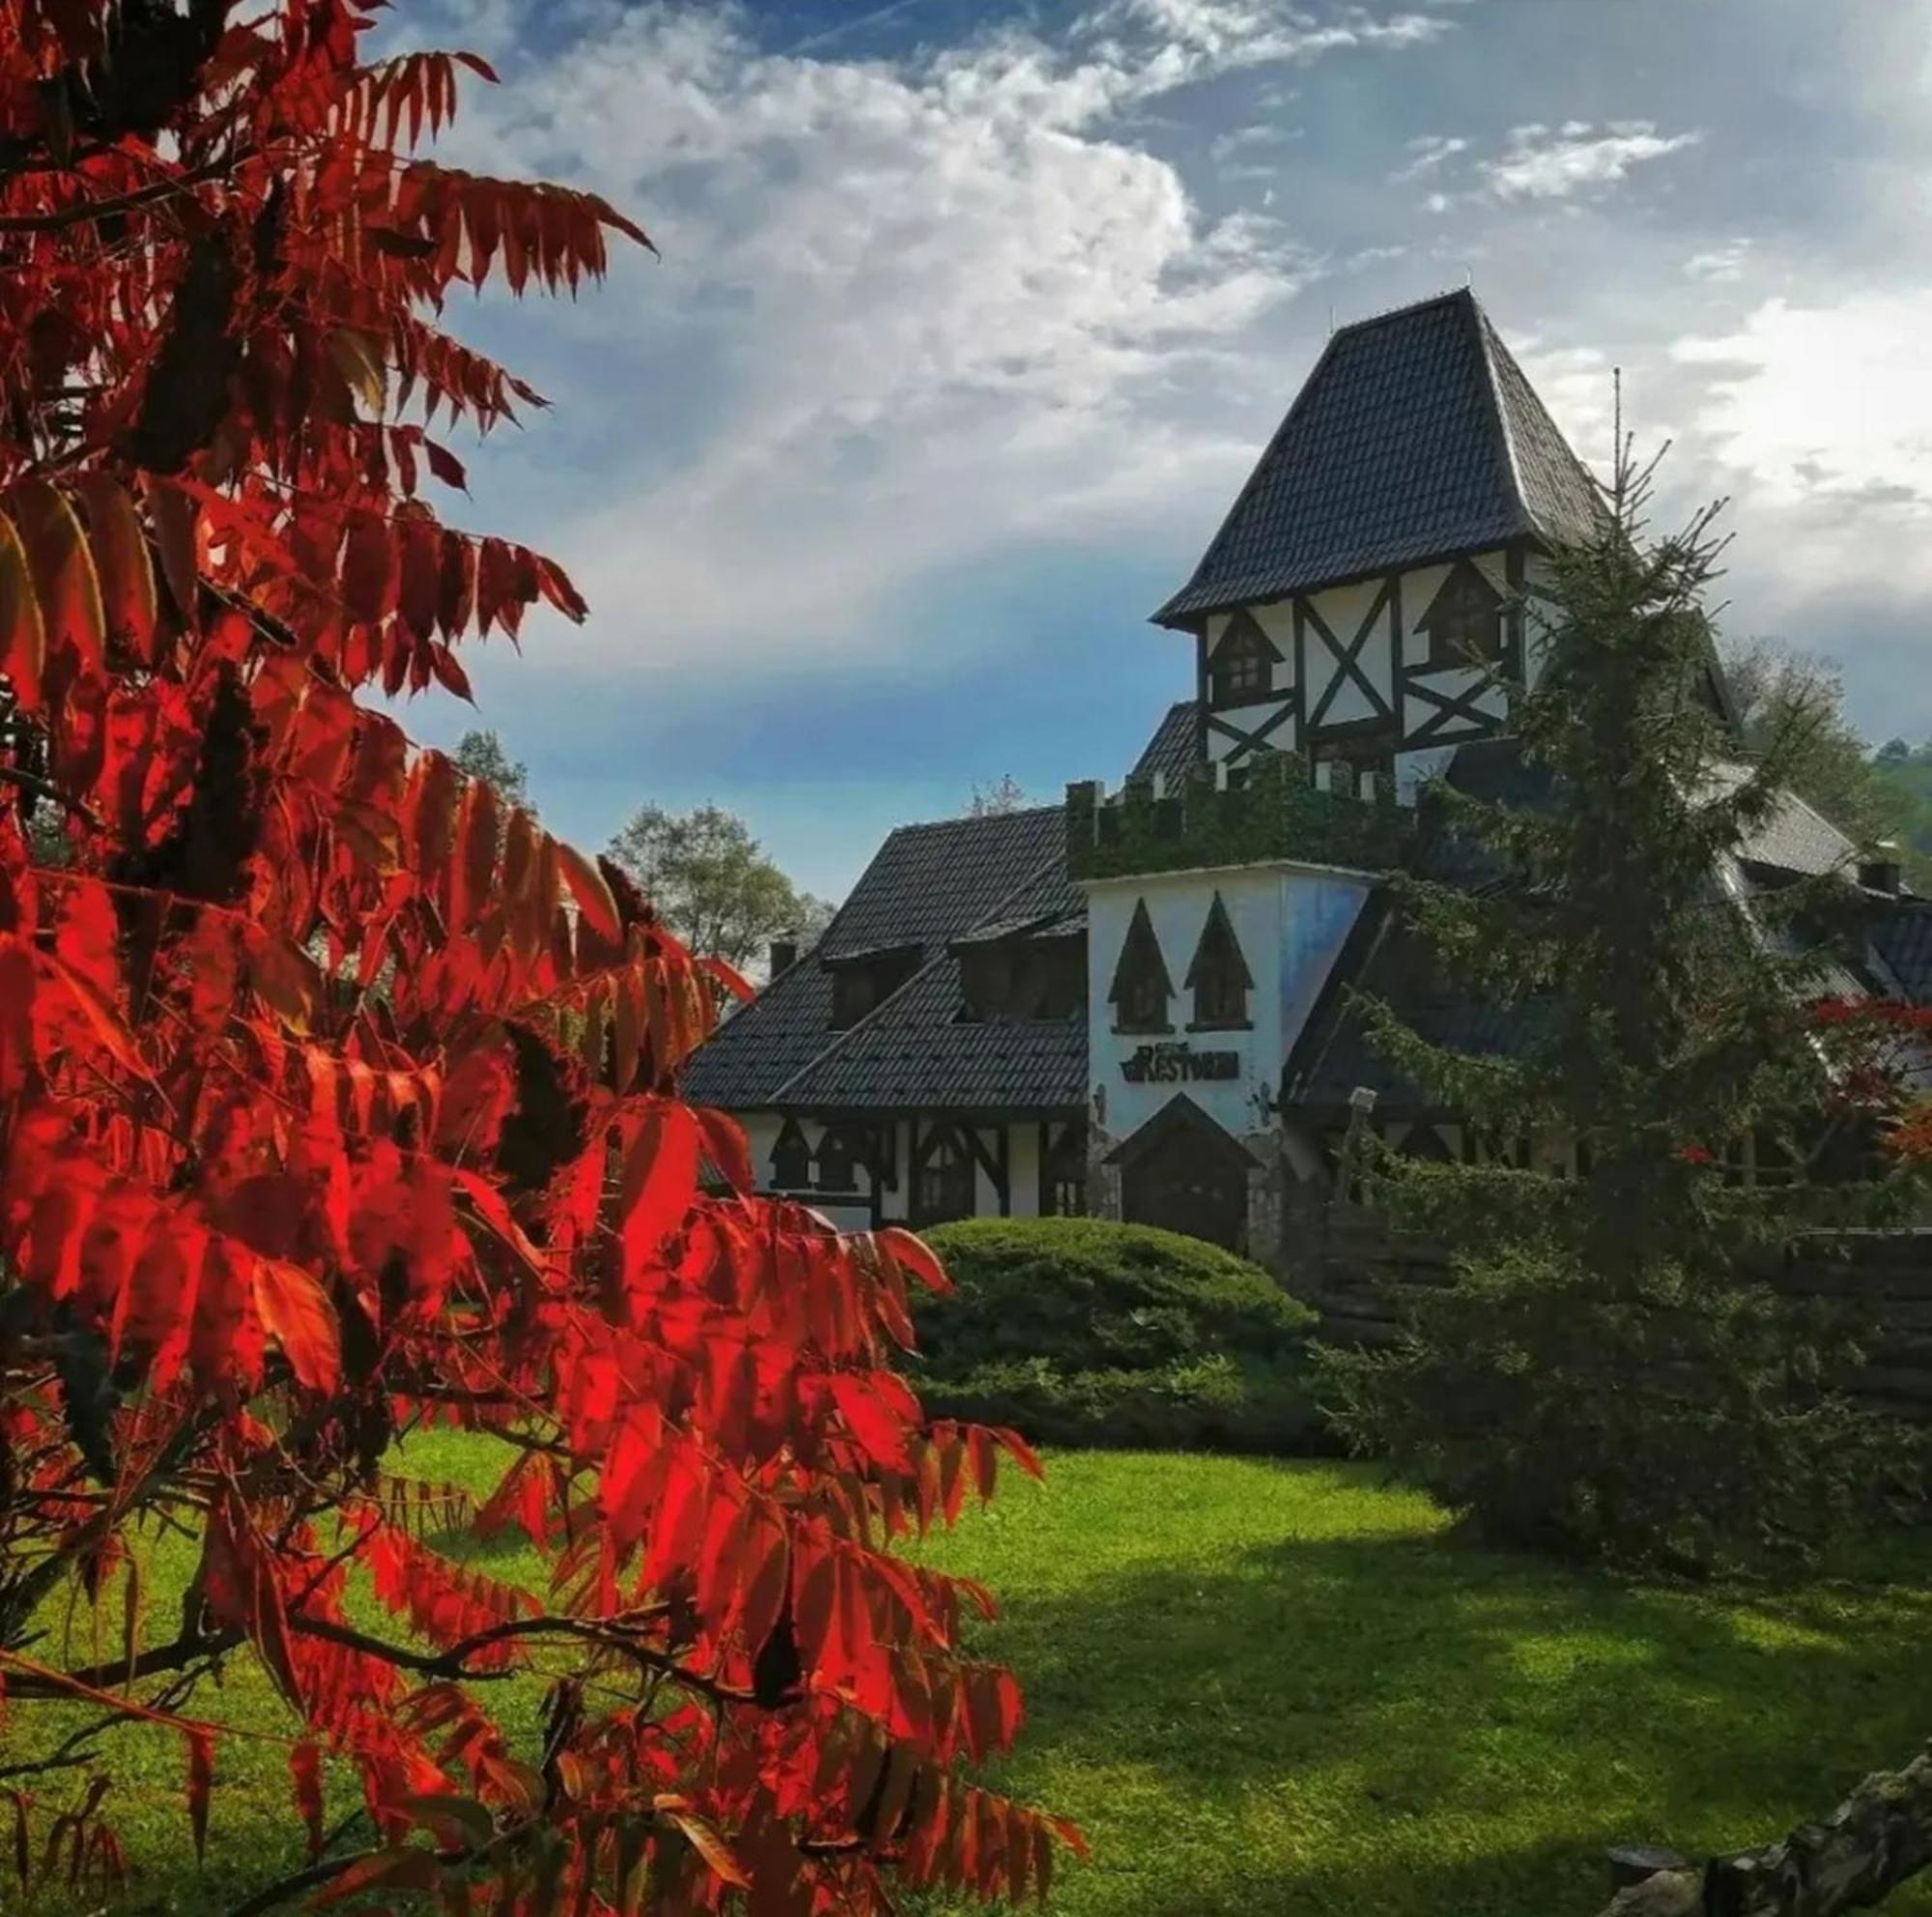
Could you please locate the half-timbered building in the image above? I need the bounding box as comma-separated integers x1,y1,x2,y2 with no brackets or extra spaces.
680,289,1930,1253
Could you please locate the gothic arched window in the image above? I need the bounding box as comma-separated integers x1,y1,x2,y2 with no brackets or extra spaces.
1109,900,1174,1035
914,1127,977,1225
1184,892,1254,1031
816,1125,862,1194
770,1119,811,1190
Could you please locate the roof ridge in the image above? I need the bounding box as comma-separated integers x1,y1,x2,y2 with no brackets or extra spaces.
1329,285,1476,338
883,802,1065,837
1468,296,1531,531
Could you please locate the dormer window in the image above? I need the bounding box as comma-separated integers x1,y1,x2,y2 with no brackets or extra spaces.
1109,899,1174,1035
1185,892,1253,1031
1416,559,1504,671
1208,609,1280,707
826,944,922,1029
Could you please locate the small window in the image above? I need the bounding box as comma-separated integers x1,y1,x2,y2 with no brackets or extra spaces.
1209,611,1278,707
1109,900,1174,1035
1043,1124,1088,1216
1417,560,1504,671
915,1129,977,1224
816,1126,861,1193
1184,892,1253,1031
829,948,921,1029
770,1119,811,1190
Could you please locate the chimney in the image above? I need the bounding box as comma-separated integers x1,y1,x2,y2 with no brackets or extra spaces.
768,935,799,979
1858,842,1904,896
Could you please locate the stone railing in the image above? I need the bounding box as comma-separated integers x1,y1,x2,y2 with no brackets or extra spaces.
1065,750,1411,881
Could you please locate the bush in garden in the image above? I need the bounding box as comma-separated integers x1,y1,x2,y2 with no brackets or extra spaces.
912,1219,1323,1452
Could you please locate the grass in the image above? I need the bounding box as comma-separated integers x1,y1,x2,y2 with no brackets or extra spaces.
10,1443,1932,1916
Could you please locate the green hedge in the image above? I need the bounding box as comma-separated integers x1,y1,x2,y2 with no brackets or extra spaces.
908,1217,1328,1453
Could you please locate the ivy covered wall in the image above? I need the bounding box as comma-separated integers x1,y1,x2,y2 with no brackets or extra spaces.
1065,750,1410,880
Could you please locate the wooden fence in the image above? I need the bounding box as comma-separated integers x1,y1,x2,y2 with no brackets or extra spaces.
1294,1219,1932,1424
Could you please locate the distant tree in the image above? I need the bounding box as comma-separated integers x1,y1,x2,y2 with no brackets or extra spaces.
1320,451,1916,1570
1879,737,1912,762
451,727,532,815
1720,639,1909,852
608,802,831,968
968,774,1032,816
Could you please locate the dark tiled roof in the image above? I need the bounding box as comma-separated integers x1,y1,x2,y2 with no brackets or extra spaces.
1871,904,1932,1003
1154,289,1604,625
1128,701,1202,785
818,805,1066,959
680,805,1083,1113
1284,898,1532,1112
772,953,1087,1111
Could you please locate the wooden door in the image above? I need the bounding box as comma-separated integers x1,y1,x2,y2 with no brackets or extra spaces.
1123,1125,1248,1250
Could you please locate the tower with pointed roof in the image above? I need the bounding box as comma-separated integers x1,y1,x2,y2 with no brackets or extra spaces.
1155,286,1601,790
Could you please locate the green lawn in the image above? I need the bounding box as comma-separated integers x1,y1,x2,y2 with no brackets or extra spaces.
11,1443,1932,1916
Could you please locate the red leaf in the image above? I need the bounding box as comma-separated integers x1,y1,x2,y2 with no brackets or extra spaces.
290,1741,324,1861
618,1100,699,1264
830,1372,913,1474
694,1106,753,1193
698,954,754,1004
554,836,620,943
73,474,156,662
12,479,103,675
252,1257,342,1393
0,510,47,711
880,1226,952,1295
186,1728,213,1861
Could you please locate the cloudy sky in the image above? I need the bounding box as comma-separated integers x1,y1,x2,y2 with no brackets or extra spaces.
391,0,1932,899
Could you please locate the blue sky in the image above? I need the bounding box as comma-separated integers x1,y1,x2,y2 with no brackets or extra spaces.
387,0,1932,899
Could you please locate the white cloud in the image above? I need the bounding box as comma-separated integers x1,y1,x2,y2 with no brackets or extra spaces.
430,1,1440,672
1683,238,1753,283
1484,120,1700,200
1391,132,1467,182
1673,293,1932,522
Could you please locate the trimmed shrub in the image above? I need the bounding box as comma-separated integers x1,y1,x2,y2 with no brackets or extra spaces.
910,1217,1326,1453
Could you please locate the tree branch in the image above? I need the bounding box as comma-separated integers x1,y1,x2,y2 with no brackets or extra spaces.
0,157,234,235
1596,1743,1932,1916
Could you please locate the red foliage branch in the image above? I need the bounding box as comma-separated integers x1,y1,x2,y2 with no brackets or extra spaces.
1808,997,1932,1166
0,3,1078,1909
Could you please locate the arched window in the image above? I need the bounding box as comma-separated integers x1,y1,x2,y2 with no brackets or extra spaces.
770,1119,811,1190
816,1125,862,1193
1109,900,1173,1035
1184,892,1254,1031
1042,1124,1088,1216
914,1127,978,1225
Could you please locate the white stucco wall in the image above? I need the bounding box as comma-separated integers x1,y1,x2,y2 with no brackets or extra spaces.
1086,863,1370,1148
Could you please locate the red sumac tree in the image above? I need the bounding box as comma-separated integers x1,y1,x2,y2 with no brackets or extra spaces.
0,3,1078,1909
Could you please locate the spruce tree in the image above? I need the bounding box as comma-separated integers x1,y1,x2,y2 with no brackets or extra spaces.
1317,446,1914,1568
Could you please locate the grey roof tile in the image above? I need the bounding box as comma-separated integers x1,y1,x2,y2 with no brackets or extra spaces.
680,805,1082,1112
1154,289,1604,625
772,953,1087,1111
1128,701,1203,785
1871,904,1932,1003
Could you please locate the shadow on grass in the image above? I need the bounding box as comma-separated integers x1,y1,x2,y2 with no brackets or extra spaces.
926,1516,1932,1917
